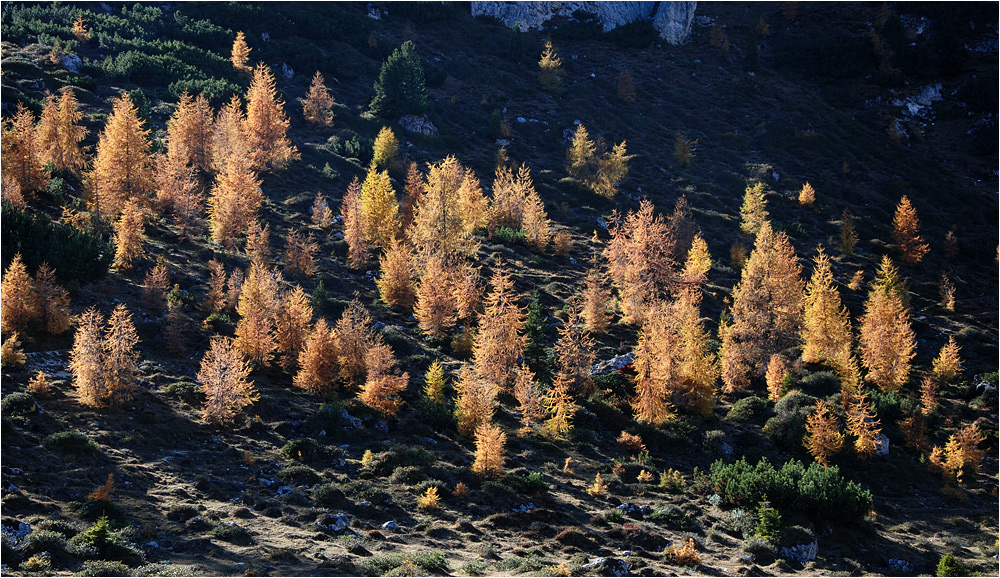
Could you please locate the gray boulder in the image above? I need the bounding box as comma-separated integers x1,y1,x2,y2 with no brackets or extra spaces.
398,114,439,136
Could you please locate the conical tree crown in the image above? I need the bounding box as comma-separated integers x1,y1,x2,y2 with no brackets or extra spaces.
370,40,428,118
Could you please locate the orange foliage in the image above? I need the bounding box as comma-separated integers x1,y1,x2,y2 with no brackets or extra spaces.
1,103,47,196
302,71,334,127
766,354,788,402
1,254,38,335
284,231,318,278
858,283,915,391
472,263,525,390
803,400,844,467
274,285,313,371
37,88,87,176
801,248,853,371
231,31,251,71
88,474,115,502
798,182,816,205
359,341,409,417
87,94,154,220
554,304,595,396
544,372,577,439
243,64,297,171
892,195,929,264
334,298,374,385
113,200,145,270
472,422,506,477
454,367,498,437
207,152,262,250
513,367,546,435
142,258,170,312
166,90,214,172
931,336,963,383
580,266,612,333
413,253,457,337
210,95,247,172
376,238,416,308
846,390,881,458
340,177,369,269
294,318,339,397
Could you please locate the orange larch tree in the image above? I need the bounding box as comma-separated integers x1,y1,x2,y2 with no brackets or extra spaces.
274,285,313,371
113,199,146,270
892,195,930,264
154,151,202,239
37,88,88,176
376,238,416,308
765,354,789,402
803,400,844,467
166,90,214,172
372,126,399,171
739,182,769,236
341,177,369,269
231,31,251,71
1,103,47,197
858,282,915,391
69,308,105,407
204,259,227,314
311,191,334,229
580,265,612,333
451,260,483,322
33,263,71,335
472,263,525,391
1,254,39,335
210,95,247,172
101,304,141,408
400,161,423,234
243,63,297,171
294,318,339,397
207,152,262,250
233,262,281,366
87,94,154,220
458,166,489,234
931,336,963,383
720,222,805,393
245,220,271,266
142,257,170,312
593,140,631,199
553,304,595,396
284,231,318,278
603,199,676,324
846,389,882,458
631,301,674,426
199,336,258,425
413,253,457,337
334,297,374,385
302,71,334,127
801,248,853,370
359,341,410,417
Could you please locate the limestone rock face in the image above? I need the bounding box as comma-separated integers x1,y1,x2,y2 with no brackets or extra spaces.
471,1,697,45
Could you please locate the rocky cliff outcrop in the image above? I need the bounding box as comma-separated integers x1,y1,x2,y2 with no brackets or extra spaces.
471,1,696,45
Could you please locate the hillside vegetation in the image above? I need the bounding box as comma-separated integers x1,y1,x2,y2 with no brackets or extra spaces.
1,2,997,576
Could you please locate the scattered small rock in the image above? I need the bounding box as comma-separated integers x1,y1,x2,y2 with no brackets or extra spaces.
397,114,438,135
381,520,400,532
779,541,818,563
316,513,350,533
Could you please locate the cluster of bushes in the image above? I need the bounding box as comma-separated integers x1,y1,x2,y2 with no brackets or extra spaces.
1,204,113,284
707,457,872,522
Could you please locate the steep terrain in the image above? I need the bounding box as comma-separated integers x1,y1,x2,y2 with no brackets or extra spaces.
1,2,998,577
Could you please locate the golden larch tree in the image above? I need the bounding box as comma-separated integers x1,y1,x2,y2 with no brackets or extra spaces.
489,164,530,230
204,260,227,314
892,195,929,264
458,167,489,233
334,297,374,385
411,156,481,259
210,95,247,172
166,90,214,172
376,238,416,308
538,38,563,91
360,341,409,417
423,360,447,406
302,71,334,127
33,263,71,335
603,199,674,324
739,181,769,236
681,233,712,287
798,182,816,206
521,183,551,252
274,285,313,371
941,425,986,481
566,123,596,182
294,318,339,397
593,140,631,199
858,283,915,391
102,304,141,408
846,390,882,458
513,367,546,435
1,333,26,369
207,152,262,250
873,255,910,311
1,254,39,335
766,354,788,401
341,176,369,269
1,103,47,196
472,422,507,477
631,302,674,426
69,308,105,406
544,372,577,439
360,165,401,249
87,94,154,220
243,63,297,171
231,31,251,71
931,336,963,383
233,262,281,366
672,290,718,416
919,376,938,415
372,126,399,171
580,265,612,333
113,200,146,270
37,88,88,175
803,400,844,467
801,248,853,370
245,220,270,265
472,263,525,391
454,367,498,437
720,222,805,393
413,253,457,337
199,336,258,425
